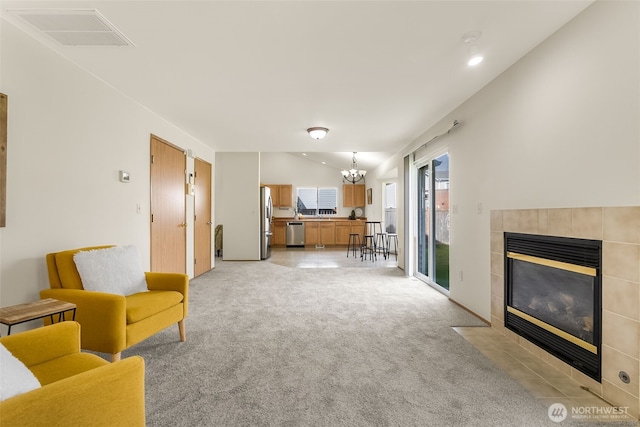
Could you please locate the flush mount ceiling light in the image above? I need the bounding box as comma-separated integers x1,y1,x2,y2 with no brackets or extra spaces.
307,127,329,140
462,31,484,67
341,152,367,184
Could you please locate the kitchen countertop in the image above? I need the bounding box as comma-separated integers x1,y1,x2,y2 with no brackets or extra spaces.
273,217,367,222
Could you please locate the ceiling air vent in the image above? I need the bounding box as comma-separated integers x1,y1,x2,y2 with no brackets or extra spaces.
11,9,134,47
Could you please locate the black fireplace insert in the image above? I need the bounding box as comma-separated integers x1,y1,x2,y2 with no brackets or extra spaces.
504,232,602,381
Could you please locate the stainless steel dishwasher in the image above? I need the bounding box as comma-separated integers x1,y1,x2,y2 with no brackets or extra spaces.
286,222,305,247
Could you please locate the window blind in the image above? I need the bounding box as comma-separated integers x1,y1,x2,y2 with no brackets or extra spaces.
318,188,337,209
297,188,317,210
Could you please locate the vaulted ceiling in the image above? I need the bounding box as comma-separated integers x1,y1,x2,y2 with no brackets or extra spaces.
1,0,594,171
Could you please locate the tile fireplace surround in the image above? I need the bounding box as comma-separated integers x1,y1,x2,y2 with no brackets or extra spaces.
490,207,640,418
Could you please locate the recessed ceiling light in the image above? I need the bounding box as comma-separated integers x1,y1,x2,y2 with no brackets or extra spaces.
468,54,484,66
462,31,483,67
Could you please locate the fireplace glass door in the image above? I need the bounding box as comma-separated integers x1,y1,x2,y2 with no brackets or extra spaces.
510,257,596,346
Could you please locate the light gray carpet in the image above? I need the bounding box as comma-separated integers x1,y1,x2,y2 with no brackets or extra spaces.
123,260,602,426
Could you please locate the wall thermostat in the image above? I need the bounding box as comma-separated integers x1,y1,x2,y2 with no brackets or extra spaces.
119,170,130,183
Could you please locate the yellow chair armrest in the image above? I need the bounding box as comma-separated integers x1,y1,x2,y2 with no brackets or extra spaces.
0,356,146,427
39,289,127,354
145,272,189,317
0,322,80,367
39,289,126,326
145,272,188,292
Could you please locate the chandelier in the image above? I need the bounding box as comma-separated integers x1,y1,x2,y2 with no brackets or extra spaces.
341,152,367,184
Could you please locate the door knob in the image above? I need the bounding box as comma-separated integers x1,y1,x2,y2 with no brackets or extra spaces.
179,223,187,227
207,221,212,225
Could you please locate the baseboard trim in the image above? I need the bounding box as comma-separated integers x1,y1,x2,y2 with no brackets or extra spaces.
449,297,490,325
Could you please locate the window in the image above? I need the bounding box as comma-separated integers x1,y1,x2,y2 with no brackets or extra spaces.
297,188,317,215
317,188,337,214
385,183,396,209
384,182,397,233
297,187,337,216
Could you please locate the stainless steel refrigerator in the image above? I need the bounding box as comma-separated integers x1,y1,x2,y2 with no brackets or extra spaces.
260,186,273,260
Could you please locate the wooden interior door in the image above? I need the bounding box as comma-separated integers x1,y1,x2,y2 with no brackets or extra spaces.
150,135,186,273
194,158,212,276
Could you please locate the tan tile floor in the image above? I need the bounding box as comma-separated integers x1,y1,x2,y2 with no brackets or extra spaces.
454,326,638,424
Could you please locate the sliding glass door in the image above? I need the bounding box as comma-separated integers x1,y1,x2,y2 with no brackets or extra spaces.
417,163,430,278
416,153,450,292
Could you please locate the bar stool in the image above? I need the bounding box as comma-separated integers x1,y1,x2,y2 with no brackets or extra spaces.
347,233,361,258
375,233,387,259
364,221,383,237
364,221,383,257
387,233,398,260
361,235,376,261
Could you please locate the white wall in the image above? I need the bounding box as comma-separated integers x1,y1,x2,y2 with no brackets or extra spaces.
0,21,214,314
260,152,366,218
363,157,400,261
214,152,260,260
358,163,399,221
394,0,639,320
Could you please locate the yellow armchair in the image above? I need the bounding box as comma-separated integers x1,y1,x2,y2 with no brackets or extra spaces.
0,322,146,427
42,246,188,361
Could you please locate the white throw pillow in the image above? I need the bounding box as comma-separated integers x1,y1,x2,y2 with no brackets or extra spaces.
73,245,148,296
0,343,41,401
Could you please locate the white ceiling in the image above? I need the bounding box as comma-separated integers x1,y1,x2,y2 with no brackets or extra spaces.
1,0,594,172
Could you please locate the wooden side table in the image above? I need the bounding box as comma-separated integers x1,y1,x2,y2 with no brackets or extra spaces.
0,298,76,335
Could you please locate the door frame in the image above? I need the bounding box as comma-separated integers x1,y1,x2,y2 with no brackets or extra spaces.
150,134,187,273
194,157,213,276
413,149,450,295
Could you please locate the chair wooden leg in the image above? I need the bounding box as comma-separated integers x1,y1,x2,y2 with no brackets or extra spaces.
178,319,186,342
111,352,121,363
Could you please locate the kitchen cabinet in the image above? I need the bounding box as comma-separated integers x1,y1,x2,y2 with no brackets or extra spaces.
304,222,319,245
343,184,366,207
265,184,293,207
272,222,286,246
319,222,335,245
274,219,365,247
335,221,352,245
336,221,365,245
350,222,365,241
279,185,292,208
302,221,336,246
265,185,277,205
